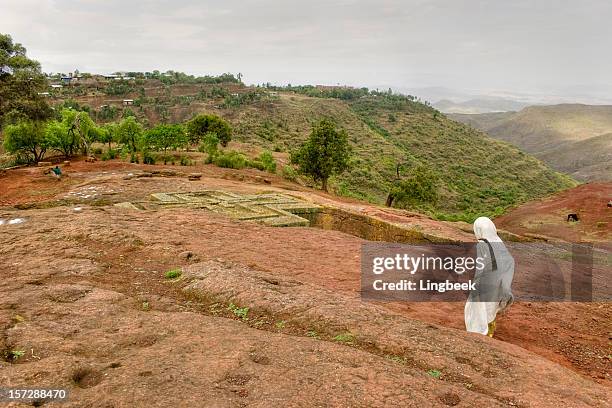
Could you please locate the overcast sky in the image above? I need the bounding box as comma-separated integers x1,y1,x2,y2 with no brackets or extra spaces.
2,0,611,103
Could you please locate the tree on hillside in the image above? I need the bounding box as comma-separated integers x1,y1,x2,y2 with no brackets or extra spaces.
144,124,187,155
0,33,53,126
116,116,143,152
291,119,350,192
3,120,49,162
385,165,439,207
185,114,232,147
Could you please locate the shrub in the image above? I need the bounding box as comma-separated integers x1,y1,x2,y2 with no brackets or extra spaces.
332,333,355,345
282,165,298,181
386,165,439,208
164,269,181,279
248,159,266,171
258,150,277,173
213,150,248,169
227,302,249,320
105,80,134,96
142,151,156,165
306,330,320,339
179,155,192,166
93,147,103,155
7,350,26,361
427,369,442,379
0,155,29,168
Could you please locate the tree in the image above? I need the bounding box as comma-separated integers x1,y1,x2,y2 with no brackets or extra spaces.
385,165,439,207
71,110,96,155
144,124,187,155
3,120,49,162
45,120,75,158
0,33,53,126
45,109,97,157
116,116,143,152
198,132,220,163
185,114,232,147
291,119,350,192
99,123,117,149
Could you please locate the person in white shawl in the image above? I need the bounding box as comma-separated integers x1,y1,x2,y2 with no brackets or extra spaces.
465,217,515,337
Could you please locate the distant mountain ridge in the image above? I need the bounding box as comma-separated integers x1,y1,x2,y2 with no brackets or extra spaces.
434,98,530,114
450,104,612,181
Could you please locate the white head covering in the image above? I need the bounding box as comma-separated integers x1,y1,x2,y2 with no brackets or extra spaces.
473,216,502,242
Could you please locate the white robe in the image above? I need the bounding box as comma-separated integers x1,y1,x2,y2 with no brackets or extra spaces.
465,217,515,335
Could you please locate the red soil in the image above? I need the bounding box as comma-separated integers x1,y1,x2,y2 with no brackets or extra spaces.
0,160,610,406
495,182,612,243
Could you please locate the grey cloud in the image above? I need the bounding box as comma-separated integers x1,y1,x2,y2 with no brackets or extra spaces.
1,0,610,102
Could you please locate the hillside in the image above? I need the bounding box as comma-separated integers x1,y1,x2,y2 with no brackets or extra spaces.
451,104,612,181
538,133,612,181
495,181,612,243
42,77,576,221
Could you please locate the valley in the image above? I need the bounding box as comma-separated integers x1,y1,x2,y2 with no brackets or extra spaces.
451,104,612,181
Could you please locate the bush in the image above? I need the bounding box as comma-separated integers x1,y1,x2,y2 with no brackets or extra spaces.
258,150,277,173
248,159,266,171
227,303,249,320
101,149,117,161
179,155,192,166
282,165,298,181
130,152,139,163
142,151,156,165
105,80,134,96
93,147,103,155
164,269,181,279
386,165,439,208
213,150,248,169
0,155,30,168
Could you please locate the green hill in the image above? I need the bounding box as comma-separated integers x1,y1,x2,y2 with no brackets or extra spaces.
48,78,576,221
451,104,612,181
538,133,612,181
